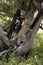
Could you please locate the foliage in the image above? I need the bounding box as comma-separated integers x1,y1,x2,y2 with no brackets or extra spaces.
0,0,30,17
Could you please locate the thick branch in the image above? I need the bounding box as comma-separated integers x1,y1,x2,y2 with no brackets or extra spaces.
0,24,11,47
0,50,8,57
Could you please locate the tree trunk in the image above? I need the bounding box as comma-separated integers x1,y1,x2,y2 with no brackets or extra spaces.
14,11,43,55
